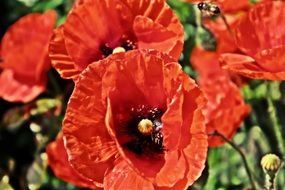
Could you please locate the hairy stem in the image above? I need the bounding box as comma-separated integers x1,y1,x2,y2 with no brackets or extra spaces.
266,82,285,156
264,172,277,190
211,131,257,190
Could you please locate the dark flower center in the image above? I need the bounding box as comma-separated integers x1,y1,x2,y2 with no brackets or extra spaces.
100,35,137,58
123,105,165,156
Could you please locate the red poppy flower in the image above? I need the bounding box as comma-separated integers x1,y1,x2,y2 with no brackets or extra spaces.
199,76,250,147
0,10,56,102
61,49,207,189
191,12,248,86
46,133,99,189
49,0,184,80
191,47,250,147
220,1,285,80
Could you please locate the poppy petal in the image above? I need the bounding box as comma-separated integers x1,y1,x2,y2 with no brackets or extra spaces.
200,75,251,146
179,83,207,186
47,133,99,188
220,53,285,80
102,50,172,109
162,62,205,151
0,70,45,103
1,10,56,80
183,133,208,184
103,52,169,178
235,1,285,56
104,159,154,190
63,61,116,185
133,16,183,60
49,27,80,80
63,0,126,67
0,10,56,102
191,47,225,77
134,16,182,60
254,46,285,73
161,85,183,151
154,151,186,187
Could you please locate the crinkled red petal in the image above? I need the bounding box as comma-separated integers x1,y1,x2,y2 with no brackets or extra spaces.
0,11,56,102
0,70,45,103
63,0,127,67
46,133,99,189
134,16,182,60
49,27,80,80
200,75,251,147
102,51,207,186
1,10,56,80
221,53,285,80
235,1,285,56
104,159,155,190
51,0,183,79
191,47,226,78
63,61,117,186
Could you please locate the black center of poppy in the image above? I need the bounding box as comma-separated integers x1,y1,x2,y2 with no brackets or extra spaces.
100,35,137,58
123,105,165,156
100,44,113,58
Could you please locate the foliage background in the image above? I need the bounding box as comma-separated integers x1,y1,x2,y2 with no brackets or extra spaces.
0,0,284,189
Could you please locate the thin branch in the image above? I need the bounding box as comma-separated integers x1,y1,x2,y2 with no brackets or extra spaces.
210,131,257,190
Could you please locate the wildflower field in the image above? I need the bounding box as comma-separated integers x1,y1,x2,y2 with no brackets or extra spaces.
0,0,285,189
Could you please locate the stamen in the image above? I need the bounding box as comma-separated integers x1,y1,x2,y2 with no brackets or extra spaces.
100,44,113,58
137,119,154,135
122,105,165,156
112,47,126,54
121,39,136,51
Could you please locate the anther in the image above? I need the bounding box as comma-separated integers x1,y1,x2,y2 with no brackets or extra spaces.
137,119,154,135
112,47,126,54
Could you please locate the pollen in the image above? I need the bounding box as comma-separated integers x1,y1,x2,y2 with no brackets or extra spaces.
112,47,126,54
137,119,154,135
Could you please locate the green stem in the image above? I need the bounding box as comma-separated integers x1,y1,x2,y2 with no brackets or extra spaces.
211,131,257,190
194,5,203,48
264,172,277,190
266,82,285,156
